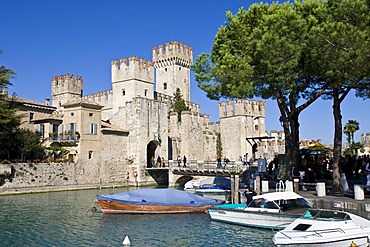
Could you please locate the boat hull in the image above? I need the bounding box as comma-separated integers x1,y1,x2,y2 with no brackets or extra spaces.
98,200,215,214
274,236,369,247
194,189,231,202
208,208,301,229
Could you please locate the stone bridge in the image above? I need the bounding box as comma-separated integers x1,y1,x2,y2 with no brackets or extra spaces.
145,160,246,187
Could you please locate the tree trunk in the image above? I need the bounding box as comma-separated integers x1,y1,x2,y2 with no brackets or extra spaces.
276,99,299,181
332,87,342,191
290,112,300,179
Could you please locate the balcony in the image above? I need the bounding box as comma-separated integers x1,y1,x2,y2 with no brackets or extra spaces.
48,134,80,145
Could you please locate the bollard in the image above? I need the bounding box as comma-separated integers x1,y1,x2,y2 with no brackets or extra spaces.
255,175,261,195
285,180,293,192
262,180,269,193
316,182,326,197
234,175,240,203
293,179,299,193
354,185,365,200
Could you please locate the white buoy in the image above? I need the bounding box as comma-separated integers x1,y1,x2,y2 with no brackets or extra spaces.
122,235,130,246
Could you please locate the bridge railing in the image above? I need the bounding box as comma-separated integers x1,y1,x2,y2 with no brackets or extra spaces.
166,160,247,172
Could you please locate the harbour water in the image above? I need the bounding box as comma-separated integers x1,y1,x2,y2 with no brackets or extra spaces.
0,187,274,247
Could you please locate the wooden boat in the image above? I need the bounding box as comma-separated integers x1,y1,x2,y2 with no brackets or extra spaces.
273,209,370,246
96,188,222,214
208,191,311,229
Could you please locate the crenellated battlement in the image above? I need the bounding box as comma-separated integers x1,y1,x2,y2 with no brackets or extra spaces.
219,99,266,118
52,74,83,95
152,41,193,68
82,90,113,104
111,56,154,83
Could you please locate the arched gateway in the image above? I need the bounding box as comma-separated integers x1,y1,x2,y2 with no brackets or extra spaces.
146,140,160,168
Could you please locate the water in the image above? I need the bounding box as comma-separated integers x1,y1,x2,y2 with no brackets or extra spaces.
0,188,274,247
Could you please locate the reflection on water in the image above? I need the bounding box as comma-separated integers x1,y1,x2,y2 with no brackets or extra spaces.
0,188,274,247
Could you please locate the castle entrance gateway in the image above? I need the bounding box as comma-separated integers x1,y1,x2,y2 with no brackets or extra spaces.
146,140,160,168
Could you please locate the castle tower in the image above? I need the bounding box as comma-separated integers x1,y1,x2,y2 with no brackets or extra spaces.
51,74,83,110
152,41,193,102
111,57,154,114
219,99,267,160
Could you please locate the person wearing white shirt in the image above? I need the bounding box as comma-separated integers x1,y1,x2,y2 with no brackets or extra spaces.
365,162,370,187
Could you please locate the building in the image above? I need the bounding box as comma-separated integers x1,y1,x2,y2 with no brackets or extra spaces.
6,41,271,186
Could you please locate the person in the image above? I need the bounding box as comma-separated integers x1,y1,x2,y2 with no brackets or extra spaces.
177,156,181,167
183,155,187,167
243,187,257,205
242,155,247,166
151,156,155,167
156,155,161,167
217,156,222,169
365,161,370,187
223,157,230,169
161,157,165,167
268,160,274,177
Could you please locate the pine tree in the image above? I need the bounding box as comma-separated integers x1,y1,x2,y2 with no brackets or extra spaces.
170,88,190,122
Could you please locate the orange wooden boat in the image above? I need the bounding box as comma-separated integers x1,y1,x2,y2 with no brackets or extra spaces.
96,188,222,214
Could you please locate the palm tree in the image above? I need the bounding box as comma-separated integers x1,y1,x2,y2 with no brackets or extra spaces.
343,120,360,155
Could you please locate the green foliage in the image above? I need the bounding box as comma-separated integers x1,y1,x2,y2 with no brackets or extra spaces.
216,132,222,158
0,60,45,162
0,97,21,161
192,0,370,181
343,120,360,145
170,88,190,121
46,146,70,160
0,64,15,91
15,129,45,161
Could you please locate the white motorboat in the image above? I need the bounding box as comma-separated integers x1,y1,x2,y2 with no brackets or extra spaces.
208,191,311,229
273,209,370,247
184,177,231,201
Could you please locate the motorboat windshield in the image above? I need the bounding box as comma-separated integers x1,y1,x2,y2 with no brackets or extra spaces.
301,209,351,221
248,197,311,212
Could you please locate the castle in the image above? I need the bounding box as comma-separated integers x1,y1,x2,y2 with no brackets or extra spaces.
8,41,283,186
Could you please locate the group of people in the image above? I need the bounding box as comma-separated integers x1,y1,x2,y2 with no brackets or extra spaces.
177,155,187,167
151,155,166,167
217,156,230,169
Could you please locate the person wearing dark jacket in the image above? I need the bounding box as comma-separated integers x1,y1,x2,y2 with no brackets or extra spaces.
243,187,257,205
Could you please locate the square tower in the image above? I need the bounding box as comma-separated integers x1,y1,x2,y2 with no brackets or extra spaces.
111,57,154,114
152,41,193,102
51,74,83,111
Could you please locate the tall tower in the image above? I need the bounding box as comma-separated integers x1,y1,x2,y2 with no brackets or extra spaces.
111,56,154,114
51,74,83,110
152,41,192,102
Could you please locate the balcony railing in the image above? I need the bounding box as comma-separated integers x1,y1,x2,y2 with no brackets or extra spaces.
48,135,80,142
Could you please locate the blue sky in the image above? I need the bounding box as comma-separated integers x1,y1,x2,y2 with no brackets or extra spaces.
1,0,368,145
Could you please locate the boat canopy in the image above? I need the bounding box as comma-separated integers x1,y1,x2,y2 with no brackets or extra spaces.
97,188,222,207
252,192,303,201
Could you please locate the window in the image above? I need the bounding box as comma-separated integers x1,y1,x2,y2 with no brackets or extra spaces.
89,123,98,135
122,89,125,96
293,224,311,231
255,125,259,131
165,68,167,72
164,83,167,90
89,113,93,117
69,123,76,134
144,89,148,97
71,113,74,116
88,151,93,159
36,124,45,137
29,112,34,121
